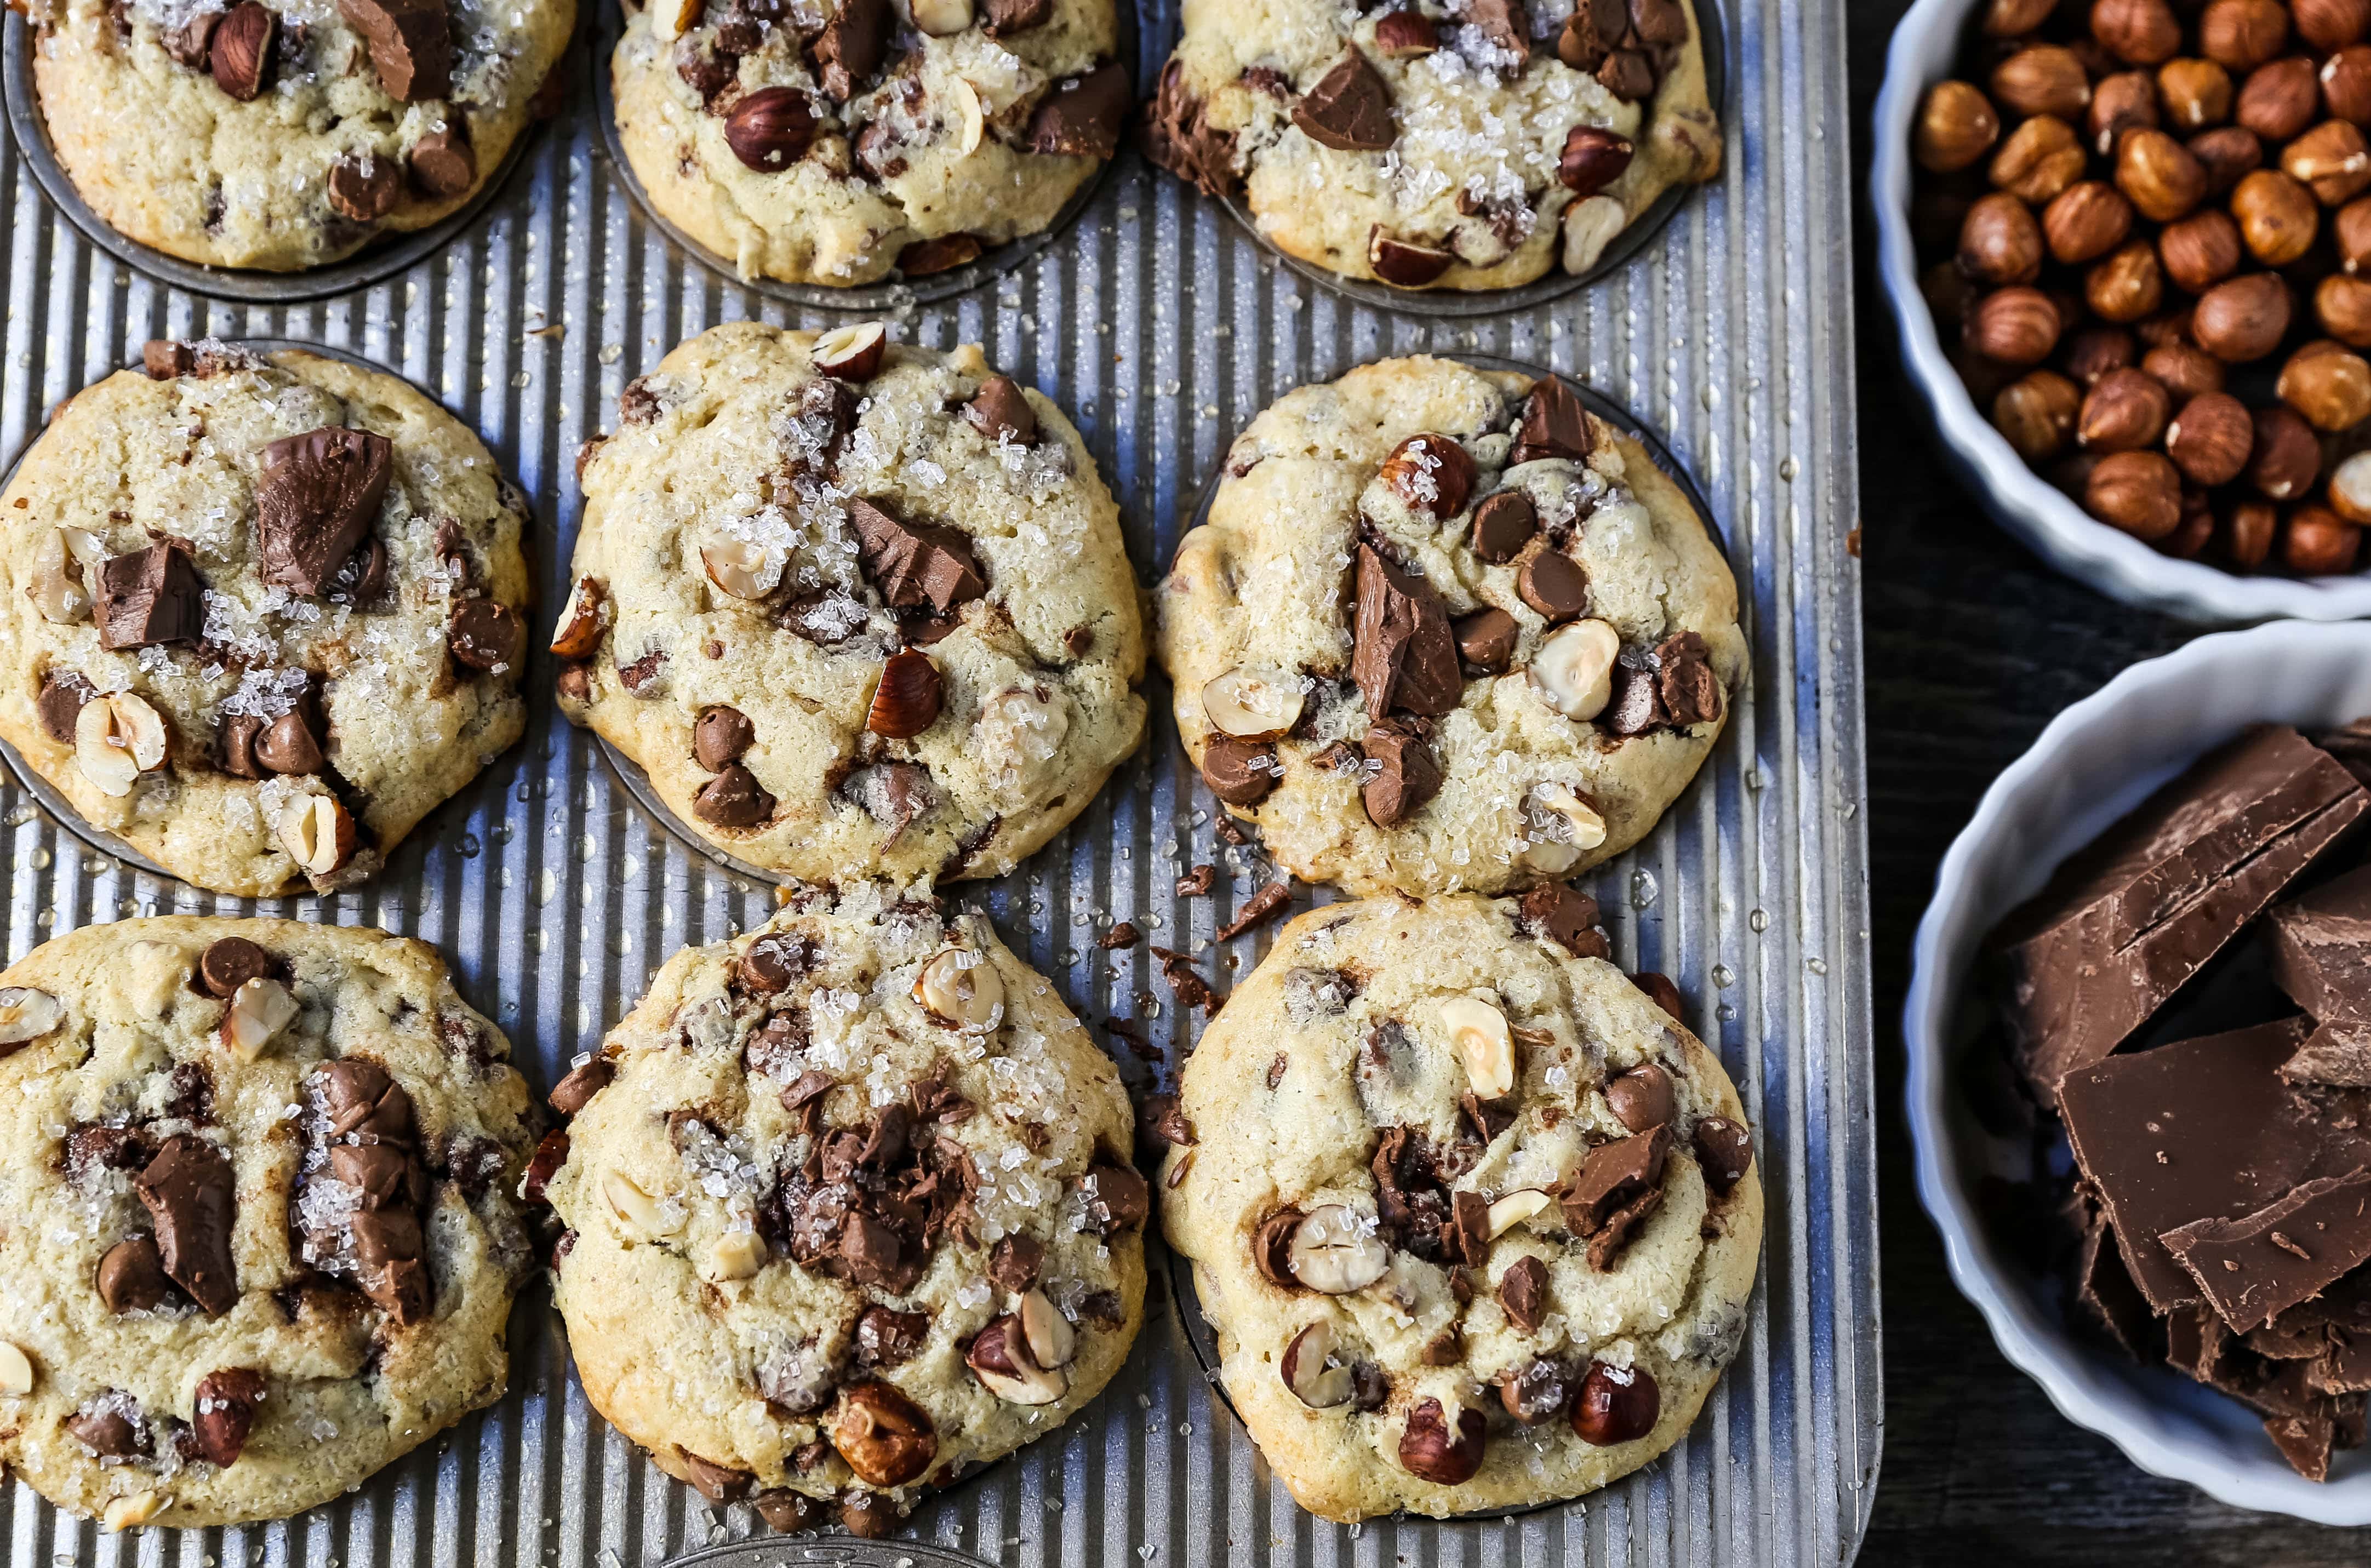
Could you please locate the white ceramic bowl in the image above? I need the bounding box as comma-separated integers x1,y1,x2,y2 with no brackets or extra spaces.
1872,0,2371,624
1906,621,2371,1521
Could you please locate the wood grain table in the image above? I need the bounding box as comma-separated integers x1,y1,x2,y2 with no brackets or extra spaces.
1847,3,2369,1559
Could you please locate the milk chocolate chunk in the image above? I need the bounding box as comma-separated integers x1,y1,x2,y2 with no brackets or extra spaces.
1511,376,1593,465
2071,1200,2156,1359
681,1452,753,1503
1521,883,1608,958
1656,630,1722,726
257,428,393,594
254,709,324,774
318,1057,416,1143
1143,58,1238,197
1360,721,1441,828
2060,1018,2371,1313
96,1236,173,1313
37,669,95,742
66,1402,145,1457
848,498,986,614
337,0,452,101
2270,863,2371,1027
1079,1163,1149,1234
135,1135,239,1316
2286,1021,2371,1087
547,1057,613,1117
2266,1412,2339,1480
96,543,204,650
980,0,1048,33
1026,63,1129,160
192,1367,266,1468
1350,544,1460,720
1199,736,1278,805
814,0,888,100
1562,1126,1669,1235
1605,1065,1675,1133
1992,727,2370,1105
2162,1169,2371,1331
963,376,1037,446
1292,51,1395,152
1453,607,1518,672
1499,1253,1547,1331
408,128,475,197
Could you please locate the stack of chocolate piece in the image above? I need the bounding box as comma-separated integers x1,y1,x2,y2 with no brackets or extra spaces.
1990,723,2371,1481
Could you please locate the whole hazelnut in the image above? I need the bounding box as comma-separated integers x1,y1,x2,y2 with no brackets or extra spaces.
2077,365,2173,449
2160,489,2218,557
2137,306,2198,346
2164,390,2257,482
2084,449,2186,538
2237,57,2321,142
1986,0,2060,33
2249,404,2324,497
2323,45,2371,124
2315,272,2371,344
1957,193,2045,284
2199,0,2291,72
2157,59,2234,131
2116,127,2209,220
2086,238,2168,321
1967,285,2067,363
2045,180,2136,262
2330,449,2371,521
2283,120,2371,205
2224,497,2281,565
1916,81,2003,173
2065,325,2140,383
2231,168,2321,262
2089,71,2162,154
1991,115,2088,204
1992,45,2095,121
2191,271,2293,358
2187,125,2267,192
2277,340,2371,428
1993,371,2084,461
2335,197,2371,271
2283,501,2364,571
1955,344,2027,407
2095,0,2182,66
2157,208,2243,289
2144,339,2229,398
2296,0,2371,51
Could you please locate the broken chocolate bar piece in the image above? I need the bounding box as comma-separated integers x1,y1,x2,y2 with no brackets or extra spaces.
2285,1021,2371,1088
2266,1412,2339,1481
2270,862,2371,1029
2072,1197,2157,1359
2060,1017,2371,1313
2161,1168,2371,1331
1992,726,2370,1105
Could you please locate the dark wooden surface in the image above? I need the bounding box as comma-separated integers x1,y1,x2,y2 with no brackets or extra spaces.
1846,4,2368,1561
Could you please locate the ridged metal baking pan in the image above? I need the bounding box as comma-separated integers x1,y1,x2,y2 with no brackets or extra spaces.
0,0,1878,1561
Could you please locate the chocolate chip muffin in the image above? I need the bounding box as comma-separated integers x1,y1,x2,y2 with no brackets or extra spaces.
611,0,1128,285
1155,355,1741,899
30,0,573,270
0,341,532,897
541,884,1146,1536
0,917,541,1529
1144,0,1721,291
1157,890,1761,1521
561,321,1145,885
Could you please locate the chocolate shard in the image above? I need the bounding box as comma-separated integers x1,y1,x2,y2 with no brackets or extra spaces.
1142,58,1238,197
1468,0,1529,60
1511,376,1593,465
257,427,393,595
1499,1253,1547,1331
1521,883,1609,959
847,498,986,614
1199,736,1279,806
134,1135,240,1317
2061,1018,2371,1314
1656,630,1722,726
96,543,205,651
964,376,1037,445
1992,726,2371,1105
336,0,451,101
2266,1412,2339,1480
2162,1169,2371,1331
1291,51,1396,152
2270,864,2371,1026
1359,720,1442,828
980,0,1048,32
1027,62,1129,159
2070,1196,2157,1359
814,0,888,101
1349,543,1461,720
1561,1126,1669,1235
2286,1021,2371,1088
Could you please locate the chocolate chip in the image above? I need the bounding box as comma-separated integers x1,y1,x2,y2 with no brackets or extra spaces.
254,708,324,775
618,648,666,694
1292,50,1396,152
1199,736,1278,805
1361,720,1441,828
1512,376,1593,465
36,668,95,742
1631,969,1684,1020
897,233,984,276
1027,62,1129,159
848,498,986,613
1453,607,1518,672
856,1304,931,1366
191,1367,266,1468
1142,1093,1197,1148
66,1124,152,1182
96,542,205,650
1499,1254,1548,1332
1350,543,1461,719
327,153,401,220
548,1058,613,1117
96,1236,174,1313
336,0,450,100
1606,1064,1676,1132
1516,547,1589,622
694,763,775,828
1559,0,1626,68
988,1233,1044,1292
980,0,1047,31
444,599,523,672
679,1452,753,1503
1143,58,1238,196
134,1135,239,1317
408,127,475,198
725,86,818,171
739,932,814,993
814,0,888,100
143,339,196,379
1079,1163,1149,1235
1598,48,1657,101
1471,490,1538,562
199,937,275,998
963,376,1037,445
519,1130,567,1205
328,533,390,607
1520,883,1608,958
694,705,756,770
218,713,264,777
1656,630,1721,726
66,1401,146,1457
1693,1116,1752,1194
752,1490,827,1532
256,427,391,595
209,1,274,100
678,36,739,104
1603,653,1665,735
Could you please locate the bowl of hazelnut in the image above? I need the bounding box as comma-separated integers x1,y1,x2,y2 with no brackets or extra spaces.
1876,0,2371,621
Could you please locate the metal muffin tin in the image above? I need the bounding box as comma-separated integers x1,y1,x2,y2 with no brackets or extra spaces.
0,0,1878,1561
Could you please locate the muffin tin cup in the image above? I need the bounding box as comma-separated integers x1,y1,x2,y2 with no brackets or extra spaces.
1207,0,1727,322
589,0,1135,313
0,14,562,305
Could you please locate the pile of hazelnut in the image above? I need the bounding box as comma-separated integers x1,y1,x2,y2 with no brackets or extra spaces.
1912,0,2371,575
